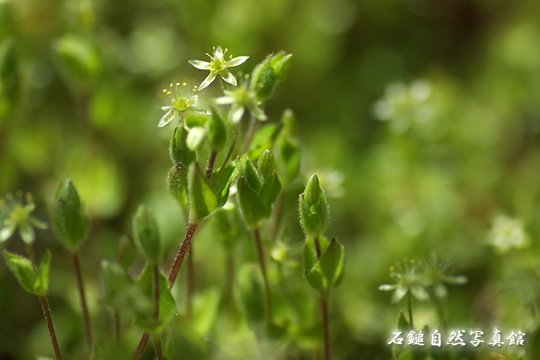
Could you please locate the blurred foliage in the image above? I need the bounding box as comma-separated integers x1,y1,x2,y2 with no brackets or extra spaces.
1,0,540,358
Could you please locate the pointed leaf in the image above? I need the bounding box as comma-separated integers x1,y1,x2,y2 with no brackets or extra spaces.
237,176,268,227
3,250,39,295
319,238,344,289
189,164,217,223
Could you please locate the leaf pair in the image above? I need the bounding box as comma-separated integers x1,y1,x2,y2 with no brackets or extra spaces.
299,174,329,237
3,250,51,296
237,150,282,228
303,236,344,292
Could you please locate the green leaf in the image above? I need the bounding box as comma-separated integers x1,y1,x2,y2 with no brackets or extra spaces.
246,123,280,159
237,176,268,228
303,236,329,291
186,126,207,151
51,179,89,253
115,235,135,270
189,163,217,223
238,157,262,193
260,171,281,208
207,107,227,152
234,264,266,325
101,260,134,308
257,149,275,180
271,52,293,81
135,264,176,333
212,163,236,207
132,205,162,265
169,126,196,167
3,250,50,296
319,238,344,289
184,112,210,128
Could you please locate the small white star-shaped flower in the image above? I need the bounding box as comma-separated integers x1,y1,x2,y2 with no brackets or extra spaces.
189,46,249,90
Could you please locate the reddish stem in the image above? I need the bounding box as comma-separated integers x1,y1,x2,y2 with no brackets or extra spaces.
168,223,198,287
72,252,93,354
39,296,63,360
253,228,273,322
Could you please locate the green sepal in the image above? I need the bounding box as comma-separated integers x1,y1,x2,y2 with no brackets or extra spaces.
260,171,281,208
135,264,176,333
299,174,329,237
239,157,262,193
271,52,293,81
184,112,210,128
207,107,227,152
234,264,266,325
257,149,275,181
51,179,89,253
169,126,196,167
3,250,50,296
188,163,217,223
237,176,269,227
303,237,344,291
132,205,162,265
211,163,236,207
250,55,276,101
167,163,189,212
186,126,207,151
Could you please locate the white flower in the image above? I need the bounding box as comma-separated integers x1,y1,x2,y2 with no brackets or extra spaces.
159,82,206,128
0,192,47,244
215,84,266,124
189,46,249,90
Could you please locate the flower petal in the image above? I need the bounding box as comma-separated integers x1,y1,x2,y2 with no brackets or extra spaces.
410,285,429,302
378,284,397,291
161,106,173,111
215,96,235,105
391,285,407,304
198,72,217,90
19,222,35,244
31,217,48,230
231,105,245,124
226,56,249,68
158,109,178,127
0,224,16,242
188,60,211,70
251,106,267,121
220,70,237,86
214,46,224,60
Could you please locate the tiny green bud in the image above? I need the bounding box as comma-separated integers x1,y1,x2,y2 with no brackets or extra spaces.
299,174,328,237
167,163,189,212
271,52,293,81
132,205,162,265
257,149,275,180
169,126,196,167
188,163,217,223
51,179,89,253
250,55,276,101
207,107,227,152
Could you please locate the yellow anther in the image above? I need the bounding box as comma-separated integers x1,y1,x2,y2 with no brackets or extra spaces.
169,83,173,88
183,82,187,86
163,89,167,93
167,91,172,95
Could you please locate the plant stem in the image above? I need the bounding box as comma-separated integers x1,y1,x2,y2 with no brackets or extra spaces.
72,252,93,354
320,295,331,360
206,151,217,178
242,117,258,153
168,223,198,287
153,265,164,360
253,228,273,323
314,237,330,360
132,333,149,360
434,296,447,335
186,244,194,319
39,296,63,360
407,292,414,330
214,130,237,186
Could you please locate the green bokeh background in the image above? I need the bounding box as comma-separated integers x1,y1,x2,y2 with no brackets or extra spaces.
1,0,540,358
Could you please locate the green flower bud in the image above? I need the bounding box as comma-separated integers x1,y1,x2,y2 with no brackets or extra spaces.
167,163,189,212
188,163,217,223
250,55,276,101
237,175,268,228
132,205,162,265
257,149,275,180
299,174,328,237
234,264,266,325
51,179,89,253
169,126,196,167
207,107,227,152
270,52,293,81
239,157,263,193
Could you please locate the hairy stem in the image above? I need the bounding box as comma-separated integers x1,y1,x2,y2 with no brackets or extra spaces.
72,252,93,354
407,292,414,330
168,223,198,287
206,151,218,178
132,333,149,360
186,244,194,319
253,228,273,323
39,296,63,360
314,237,330,360
153,265,164,360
